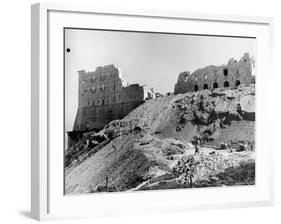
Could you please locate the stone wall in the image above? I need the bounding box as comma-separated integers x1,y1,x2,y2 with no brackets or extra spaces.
73,64,154,131
174,53,255,94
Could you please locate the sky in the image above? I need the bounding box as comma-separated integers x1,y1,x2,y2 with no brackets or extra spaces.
65,29,256,131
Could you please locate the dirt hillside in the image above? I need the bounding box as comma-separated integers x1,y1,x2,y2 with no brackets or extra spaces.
65,84,255,194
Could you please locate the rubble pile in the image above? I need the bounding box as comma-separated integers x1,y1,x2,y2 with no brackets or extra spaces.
65,84,255,194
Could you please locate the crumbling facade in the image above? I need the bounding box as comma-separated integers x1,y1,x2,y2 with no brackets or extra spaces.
174,53,255,94
72,64,155,132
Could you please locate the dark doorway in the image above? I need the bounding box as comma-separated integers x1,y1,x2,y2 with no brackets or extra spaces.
203,84,208,90
224,81,230,87
235,80,241,87
213,82,218,89
194,85,199,92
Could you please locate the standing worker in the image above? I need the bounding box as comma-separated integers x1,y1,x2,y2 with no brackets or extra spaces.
112,144,117,155
194,139,200,154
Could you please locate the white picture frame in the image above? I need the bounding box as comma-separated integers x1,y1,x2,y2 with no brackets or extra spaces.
31,2,275,221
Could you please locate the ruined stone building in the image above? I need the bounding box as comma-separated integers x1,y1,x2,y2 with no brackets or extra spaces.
174,53,255,94
72,64,155,132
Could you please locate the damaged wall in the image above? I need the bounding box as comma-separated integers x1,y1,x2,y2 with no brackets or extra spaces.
174,53,255,94
72,64,155,132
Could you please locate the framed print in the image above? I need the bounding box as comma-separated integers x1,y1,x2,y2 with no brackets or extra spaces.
31,2,274,221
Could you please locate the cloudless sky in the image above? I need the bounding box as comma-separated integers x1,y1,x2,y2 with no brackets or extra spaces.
65,29,255,131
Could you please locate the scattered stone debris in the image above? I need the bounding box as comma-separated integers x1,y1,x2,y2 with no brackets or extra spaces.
65,84,255,194
217,140,254,152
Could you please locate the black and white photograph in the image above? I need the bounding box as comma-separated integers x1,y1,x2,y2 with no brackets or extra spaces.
1,0,280,222
64,28,256,195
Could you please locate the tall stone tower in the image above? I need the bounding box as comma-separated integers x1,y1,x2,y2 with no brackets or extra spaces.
72,64,155,131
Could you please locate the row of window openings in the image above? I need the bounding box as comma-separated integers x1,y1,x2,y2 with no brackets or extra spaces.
80,75,117,85
194,80,241,91
194,69,239,82
82,73,116,83
82,83,120,93
84,105,132,115
92,73,118,82
223,69,239,76
87,95,122,106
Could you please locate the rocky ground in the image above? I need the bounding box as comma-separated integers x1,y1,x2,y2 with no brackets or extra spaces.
65,84,255,195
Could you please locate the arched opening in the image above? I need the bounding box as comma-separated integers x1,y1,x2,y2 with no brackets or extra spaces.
224,81,230,87
203,84,208,90
213,82,218,89
235,80,241,87
194,85,199,92
102,99,105,105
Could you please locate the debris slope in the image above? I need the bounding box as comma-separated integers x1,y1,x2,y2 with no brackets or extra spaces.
65,84,255,194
